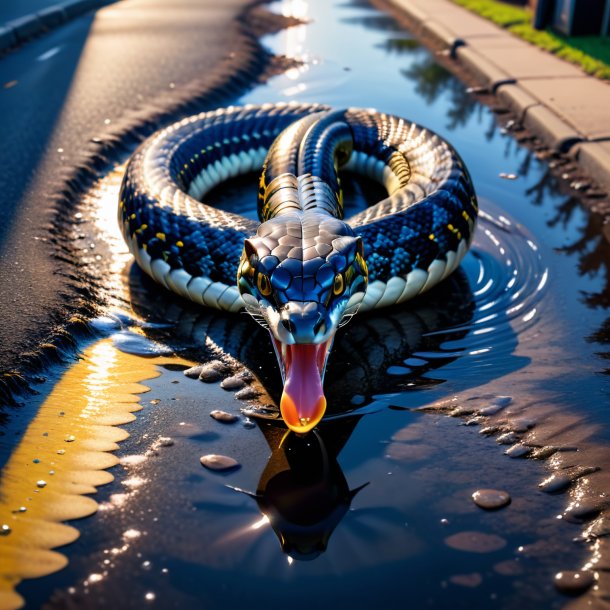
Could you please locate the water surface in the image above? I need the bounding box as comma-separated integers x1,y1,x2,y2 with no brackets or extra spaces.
5,0,610,608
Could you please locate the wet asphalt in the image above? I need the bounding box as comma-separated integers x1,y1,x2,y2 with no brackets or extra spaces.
0,0,254,378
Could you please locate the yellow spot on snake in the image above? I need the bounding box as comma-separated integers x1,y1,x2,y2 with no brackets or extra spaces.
176,241,184,247
156,233,166,241
130,213,136,220
429,233,435,241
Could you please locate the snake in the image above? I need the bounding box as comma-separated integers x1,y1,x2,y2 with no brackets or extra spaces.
118,102,478,433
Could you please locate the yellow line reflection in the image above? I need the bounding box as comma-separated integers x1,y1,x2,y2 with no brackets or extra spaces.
0,339,191,610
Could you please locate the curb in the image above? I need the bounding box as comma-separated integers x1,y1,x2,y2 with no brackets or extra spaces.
382,0,610,202
0,0,112,54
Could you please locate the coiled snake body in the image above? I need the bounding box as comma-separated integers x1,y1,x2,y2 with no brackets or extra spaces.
119,103,478,432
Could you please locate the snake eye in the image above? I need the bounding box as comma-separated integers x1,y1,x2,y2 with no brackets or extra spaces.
333,273,344,295
257,273,272,297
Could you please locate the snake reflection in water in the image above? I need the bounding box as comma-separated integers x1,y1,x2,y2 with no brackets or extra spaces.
118,103,478,433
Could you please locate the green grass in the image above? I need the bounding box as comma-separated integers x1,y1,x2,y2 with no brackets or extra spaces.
451,0,610,79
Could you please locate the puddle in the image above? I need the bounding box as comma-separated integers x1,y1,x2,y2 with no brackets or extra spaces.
2,0,610,608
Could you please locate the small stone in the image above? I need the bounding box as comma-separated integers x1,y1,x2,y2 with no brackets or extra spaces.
554,570,595,596
449,573,482,588
494,560,523,576
200,454,240,471
505,443,532,458
183,365,203,379
445,531,507,553
472,489,511,510
220,376,246,391
210,410,238,424
510,418,535,433
198,361,231,383
36,480,47,488
65,435,76,443
235,387,261,400
156,437,174,447
497,431,518,445
386,443,434,461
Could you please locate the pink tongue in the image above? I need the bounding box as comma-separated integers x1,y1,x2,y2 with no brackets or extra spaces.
280,344,326,433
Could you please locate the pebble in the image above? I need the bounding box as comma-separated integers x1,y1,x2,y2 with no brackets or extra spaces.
510,418,535,433
445,531,507,553
235,387,261,400
539,466,599,494
36,480,47,488
494,560,523,576
220,376,247,391
210,410,238,424
554,570,595,596
183,365,203,379
449,573,482,588
472,489,511,510
198,361,231,383
497,431,518,445
505,443,532,458
200,454,240,471
156,437,174,447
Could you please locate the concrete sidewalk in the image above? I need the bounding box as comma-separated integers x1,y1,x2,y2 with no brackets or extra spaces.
385,0,610,201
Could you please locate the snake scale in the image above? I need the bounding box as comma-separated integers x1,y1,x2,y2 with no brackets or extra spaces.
119,103,478,433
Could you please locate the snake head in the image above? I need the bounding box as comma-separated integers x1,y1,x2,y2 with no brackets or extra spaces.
237,217,368,433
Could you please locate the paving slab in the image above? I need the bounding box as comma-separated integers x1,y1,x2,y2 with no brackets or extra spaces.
518,77,610,140
393,0,502,38
466,42,586,80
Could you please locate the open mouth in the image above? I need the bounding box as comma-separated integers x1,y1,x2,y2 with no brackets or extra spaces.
271,337,333,434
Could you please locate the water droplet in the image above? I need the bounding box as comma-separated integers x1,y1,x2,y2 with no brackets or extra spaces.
210,410,238,424
472,489,511,510
123,529,142,540
145,592,156,602
0,524,11,536
36,480,47,488
142,560,152,570
499,172,517,180
88,573,103,584
200,454,240,471
445,531,507,553
554,570,595,595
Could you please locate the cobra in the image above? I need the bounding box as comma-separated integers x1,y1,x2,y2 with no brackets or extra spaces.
119,103,477,434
